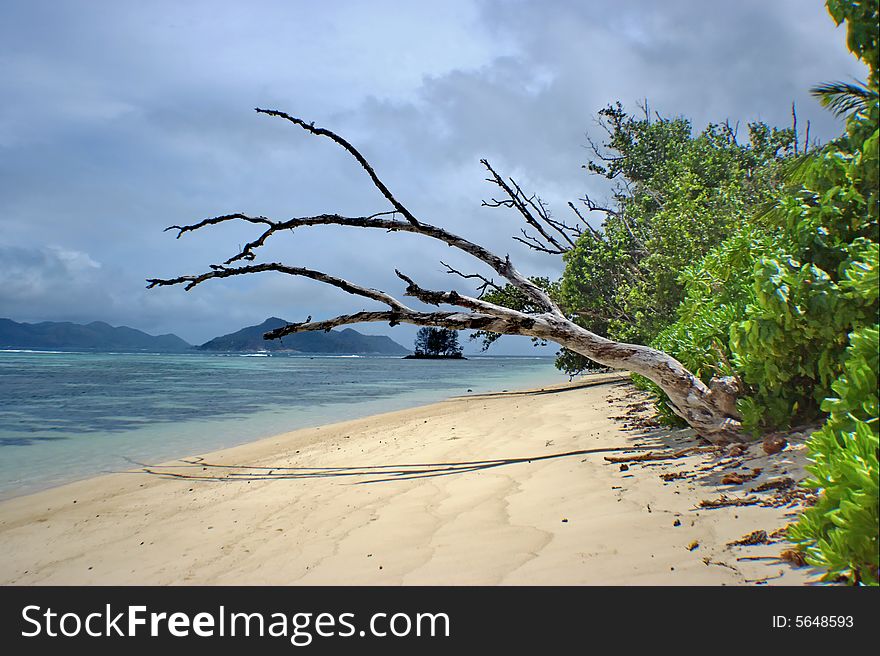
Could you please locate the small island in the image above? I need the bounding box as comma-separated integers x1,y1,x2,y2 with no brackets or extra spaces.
403,327,467,360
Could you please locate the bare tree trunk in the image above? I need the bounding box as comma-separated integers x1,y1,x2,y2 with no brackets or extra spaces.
527,317,742,441
147,109,745,443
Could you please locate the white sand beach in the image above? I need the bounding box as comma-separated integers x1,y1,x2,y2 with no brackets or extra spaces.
0,374,820,585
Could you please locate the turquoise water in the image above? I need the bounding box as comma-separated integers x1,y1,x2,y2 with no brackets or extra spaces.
0,351,564,499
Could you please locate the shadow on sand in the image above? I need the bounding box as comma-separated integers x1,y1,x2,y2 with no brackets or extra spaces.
128,443,658,486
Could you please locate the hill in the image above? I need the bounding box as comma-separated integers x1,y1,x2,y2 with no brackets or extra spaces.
0,318,191,352
198,317,410,355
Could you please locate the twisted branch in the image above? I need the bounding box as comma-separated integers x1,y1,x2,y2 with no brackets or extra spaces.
165,211,558,313
147,263,413,313
255,108,421,227
264,310,537,340
481,159,573,254
146,108,746,443
394,270,535,322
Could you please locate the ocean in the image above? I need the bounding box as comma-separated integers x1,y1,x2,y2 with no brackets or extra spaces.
0,351,564,499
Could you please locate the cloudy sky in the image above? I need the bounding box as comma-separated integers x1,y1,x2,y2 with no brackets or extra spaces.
0,0,867,353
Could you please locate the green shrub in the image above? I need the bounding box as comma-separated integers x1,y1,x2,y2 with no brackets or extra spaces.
644,0,879,584
728,116,879,429
646,92,878,435
788,325,879,585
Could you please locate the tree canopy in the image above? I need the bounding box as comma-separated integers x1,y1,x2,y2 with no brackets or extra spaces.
413,327,463,358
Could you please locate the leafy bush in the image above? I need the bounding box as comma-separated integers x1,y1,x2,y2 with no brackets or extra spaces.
642,229,768,427
560,107,795,350
728,118,879,429
788,325,879,584
645,0,879,583
647,64,878,435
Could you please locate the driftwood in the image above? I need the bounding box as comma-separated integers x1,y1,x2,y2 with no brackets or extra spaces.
604,445,719,463
147,109,747,443
699,495,762,509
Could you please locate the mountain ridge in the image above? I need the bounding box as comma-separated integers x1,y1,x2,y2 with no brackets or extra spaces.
198,317,410,355
0,318,192,352
0,317,411,355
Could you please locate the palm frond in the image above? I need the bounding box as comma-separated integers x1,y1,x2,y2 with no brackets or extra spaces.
810,80,878,118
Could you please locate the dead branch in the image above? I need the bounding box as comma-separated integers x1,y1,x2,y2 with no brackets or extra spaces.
567,201,606,243
263,310,538,340
148,262,412,313
699,495,762,509
163,211,559,314
439,261,501,297
148,108,749,444
481,159,572,253
394,270,531,321
255,109,422,227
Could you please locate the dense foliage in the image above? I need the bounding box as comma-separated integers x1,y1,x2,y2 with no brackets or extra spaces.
476,112,796,377
413,327,463,357
786,0,878,585
788,325,878,584
560,106,796,348
651,110,878,431
650,0,879,583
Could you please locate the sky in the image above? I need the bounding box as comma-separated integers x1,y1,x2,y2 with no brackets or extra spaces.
0,0,868,353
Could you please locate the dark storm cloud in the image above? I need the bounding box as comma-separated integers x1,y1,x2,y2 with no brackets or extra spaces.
0,0,866,351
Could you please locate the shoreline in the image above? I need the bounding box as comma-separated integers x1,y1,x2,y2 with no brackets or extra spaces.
0,374,821,585
0,353,565,501
0,374,607,505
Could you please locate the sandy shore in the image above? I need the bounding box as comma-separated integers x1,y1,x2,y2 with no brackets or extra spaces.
0,374,821,585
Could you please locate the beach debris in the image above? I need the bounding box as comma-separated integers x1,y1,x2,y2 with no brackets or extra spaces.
727,530,769,546
701,483,812,509
673,519,681,527
701,557,738,573
769,526,790,540
699,495,761,509
561,518,569,523
688,540,700,551
743,571,785,584
780,549,808,567
619,464,629,471
721,468,762,485
660,470,692,481
752,477,795,493
605,445,719,464
762,435,787,455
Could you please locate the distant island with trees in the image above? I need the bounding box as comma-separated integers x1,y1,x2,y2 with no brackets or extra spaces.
404,327,466,359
